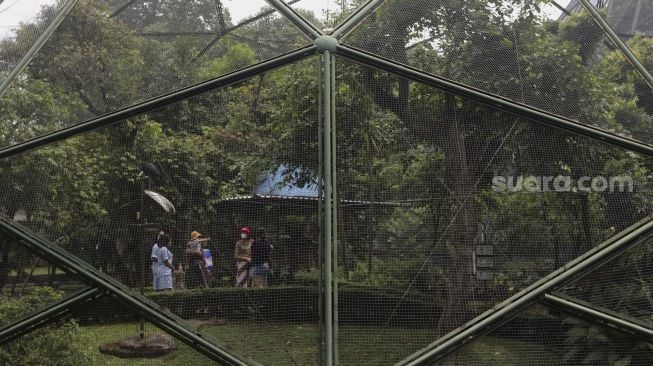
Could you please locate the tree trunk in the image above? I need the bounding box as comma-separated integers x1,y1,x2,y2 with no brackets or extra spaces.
437,94,476,336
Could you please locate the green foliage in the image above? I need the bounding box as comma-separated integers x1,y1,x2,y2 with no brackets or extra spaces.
345,257,444,292
563,317,653,365
0,287,91,366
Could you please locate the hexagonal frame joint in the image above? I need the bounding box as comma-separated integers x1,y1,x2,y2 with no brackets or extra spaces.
314,35,338,53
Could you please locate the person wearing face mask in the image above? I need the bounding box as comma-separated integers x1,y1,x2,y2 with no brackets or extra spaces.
234,226,253,287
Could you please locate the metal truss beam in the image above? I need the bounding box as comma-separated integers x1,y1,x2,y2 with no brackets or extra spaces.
266,0,322,40
398,215,653,365
541,293,653,341
0,217,249,365
0,46,316,160
578,0,653,91
0,0,79,99
0,287,103,346
331,0,386,39
335,44,653,157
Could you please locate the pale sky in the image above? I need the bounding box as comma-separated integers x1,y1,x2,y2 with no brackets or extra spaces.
0,0,570,39
0,0,346,39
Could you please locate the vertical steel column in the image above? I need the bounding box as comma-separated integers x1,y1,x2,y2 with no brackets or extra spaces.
316,35,339,366
329,49,339,365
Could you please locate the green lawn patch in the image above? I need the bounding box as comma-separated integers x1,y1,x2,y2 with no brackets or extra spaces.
80,322,561,365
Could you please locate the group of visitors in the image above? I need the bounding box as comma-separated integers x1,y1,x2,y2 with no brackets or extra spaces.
149,226,273,291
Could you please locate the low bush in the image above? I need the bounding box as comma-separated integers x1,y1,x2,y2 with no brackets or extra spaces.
78,285,443,326
0,287,91,366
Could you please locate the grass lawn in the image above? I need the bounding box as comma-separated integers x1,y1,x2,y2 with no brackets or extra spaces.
81,323,560,365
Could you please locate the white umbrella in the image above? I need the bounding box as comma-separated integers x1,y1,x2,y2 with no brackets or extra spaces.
144,190,176,213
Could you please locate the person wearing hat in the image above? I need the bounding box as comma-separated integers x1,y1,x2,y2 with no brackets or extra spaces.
234,226,253,287
185,230,205,288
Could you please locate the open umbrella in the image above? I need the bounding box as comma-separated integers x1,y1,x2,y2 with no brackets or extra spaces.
143,190,176,213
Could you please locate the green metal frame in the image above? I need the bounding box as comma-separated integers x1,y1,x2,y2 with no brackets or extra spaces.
399,215,653,365
319,50,337,366
0,0,79,99
578,0,653,91
541,293,653,341
0,287,103,346
2,1,653,365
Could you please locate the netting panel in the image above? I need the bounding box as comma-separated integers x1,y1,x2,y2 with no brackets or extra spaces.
283,0,361,33
0,246,87,323
70,298,236,366
606,0,653,39
0,0,67,82
439,304,653,366
0,0,310,149
334,57,652,364
0,58,321,364
0,247,94,365
559,235,653,327
344,0,653,147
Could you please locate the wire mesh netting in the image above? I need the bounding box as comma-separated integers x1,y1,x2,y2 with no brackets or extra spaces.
0,0,310,149
1,298,91,366
606,0,653,39
437,303,653,366
0,58,321,364
343,0,653,147
0,243,87,323
0,0,653,365
282,0,361,33
0,244,99,365
0,0,67,85
334,58,652,365
2,294,238,366
557,233,653,328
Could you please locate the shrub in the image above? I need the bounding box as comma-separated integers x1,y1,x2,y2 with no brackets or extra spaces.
78,285,443,326
0,287,91,366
